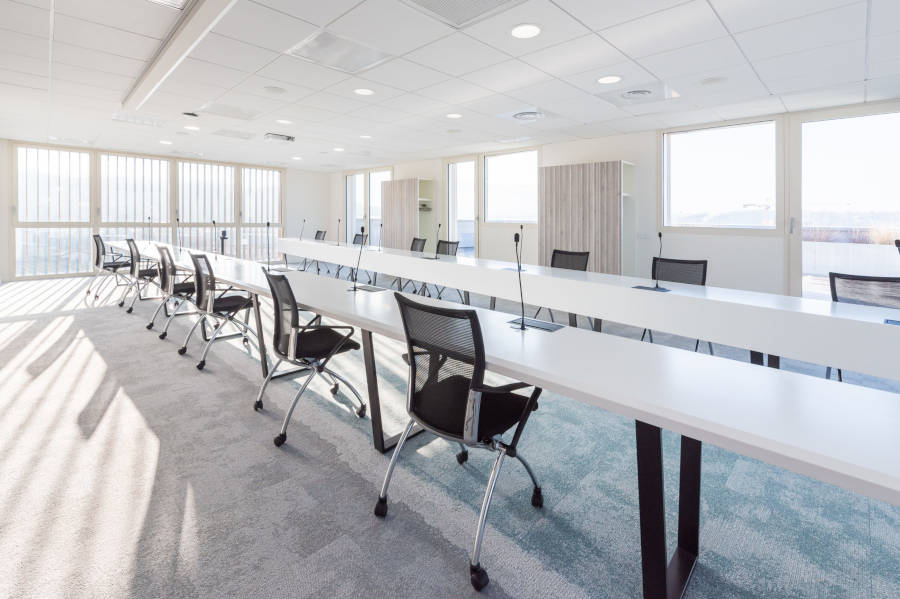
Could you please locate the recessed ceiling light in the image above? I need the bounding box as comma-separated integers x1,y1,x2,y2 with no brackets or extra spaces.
511,24,541,39
445,113,462,119
333,147,345,152
291,156,303,161
159,140,173,145
183,125,199,131
276,119,292,125
360,134,372,139
597,75,622,85
513,110,544,121
353,88,375,96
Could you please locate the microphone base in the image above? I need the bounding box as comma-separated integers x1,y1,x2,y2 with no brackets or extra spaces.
348,285,384,293
508,317,564,332
632,285,670,292
420,256,440,260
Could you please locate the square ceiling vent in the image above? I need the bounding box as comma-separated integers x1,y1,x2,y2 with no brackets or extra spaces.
400,0,525,27
598,81,681,107
287,31,392,74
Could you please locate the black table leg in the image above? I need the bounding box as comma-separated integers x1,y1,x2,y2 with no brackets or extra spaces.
750,351,781,369
361,329,424,453
463,291,470,305
252,293,269,378
635,421,701,599
489,296,496,310
568,313,578,327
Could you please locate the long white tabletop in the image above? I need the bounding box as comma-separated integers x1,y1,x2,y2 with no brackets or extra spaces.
279,237,900,382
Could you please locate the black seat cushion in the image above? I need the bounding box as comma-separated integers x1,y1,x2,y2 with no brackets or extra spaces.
412,375,529,442
294,328,360,360
103,261,130,271
139,268,157,279
212,294,253,314
173,281,194,296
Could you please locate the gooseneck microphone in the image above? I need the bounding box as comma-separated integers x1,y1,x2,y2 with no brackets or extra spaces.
352,226,365,292
266,221,272,272
337,218,342,245
299,218,306,240
212,219,217,254
176,216,182,250
654,231,662,290
514,231,525,331
378,223,383,251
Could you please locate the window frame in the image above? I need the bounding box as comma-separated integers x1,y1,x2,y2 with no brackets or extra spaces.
659,116,786,237
482,148,540,224
342,166,393,244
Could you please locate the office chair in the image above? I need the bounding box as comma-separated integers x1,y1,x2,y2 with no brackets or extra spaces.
177,253,259,370
86,234,130,299
255,270,365,447
418,240,466,302
394,237,427,292
302,230,330,273
534,249,590,328
118,239,159,313
825,272,900,381
374,293,543,592
640,257,713,354
147,245,195,335
896,239,899,256
334,233,369,280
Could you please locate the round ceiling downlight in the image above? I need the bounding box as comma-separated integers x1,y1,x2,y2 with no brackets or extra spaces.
597,75,622,84
511,24,541,39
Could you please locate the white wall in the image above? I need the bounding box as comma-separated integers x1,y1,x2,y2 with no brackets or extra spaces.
282,168,332,239
0,139,11,282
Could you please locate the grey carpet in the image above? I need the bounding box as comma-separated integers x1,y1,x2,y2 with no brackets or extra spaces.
0,275,897,598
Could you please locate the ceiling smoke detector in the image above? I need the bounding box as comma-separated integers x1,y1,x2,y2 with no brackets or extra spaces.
513,110,544,121
264,133,295,143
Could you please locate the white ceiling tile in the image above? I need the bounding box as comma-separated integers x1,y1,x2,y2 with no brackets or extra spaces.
461,59,551,93
864,0,900,37
868,33,900,79
214,0,317,53
0,52,47,76
257,55,349,89
604,115,665,133
252,0,362,26
156,78,228,102
601,1,728,58
382,93,450,115
664,64,769,104
519,34,625,77
562,120,623,138
541,94,628,122
710,0,857,33
346,103,413,124
779,82,865,111
190,33,279,73
329,0,454,55
231,75,316,103
325,77,406,103
207,90,286,118
565,60,657,94
734,3,867,61
866,74,900,102
273,104,341,123
462,0,590,56
359,58,449,91
551,0,687,31
508,78,584,105
53,14,159,61
298,91,368,113
654,108,723,127
52,62,134,91
54,0,180,39
53,43,146,78
524,114,580,130
0,67,47,90
405,33,508,77
753,41,865,95
0,29,48,60
417,78,494,104
464,94,534,116
168,57,248,89
53,79,124,102
713,96,786,120
638,37,747,79
0,0,49,38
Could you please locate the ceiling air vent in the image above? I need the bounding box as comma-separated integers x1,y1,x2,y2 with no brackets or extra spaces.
212,129,255,140
264,133,295,143
287,31,392,74
599,81,680,107
400,0,526,27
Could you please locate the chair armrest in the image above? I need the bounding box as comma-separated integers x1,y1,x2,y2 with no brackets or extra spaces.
477,381,531,394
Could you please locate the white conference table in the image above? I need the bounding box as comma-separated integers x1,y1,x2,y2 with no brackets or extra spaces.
280,237,900,382
113,239,900,599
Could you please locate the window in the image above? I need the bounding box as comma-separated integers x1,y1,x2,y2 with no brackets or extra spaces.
15,147,92,276
100,153,172,245
369,170,391,247
178,161,235,254
663,121,776,228
241,167,281,262
448,160,476,257
345,173,365,243
484,150,538,223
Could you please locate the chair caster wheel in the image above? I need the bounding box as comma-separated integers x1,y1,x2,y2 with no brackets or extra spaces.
356,404,366,418
177,346,186,355
196,361,205,370
470,564,489,591
242,337,249,345
330,384,339,395
254,400,263,411
159,332,167,340
456,451,468,464
126,307,133,314
117,301,124,307
374,496,387,518
146,323,153,330
273,433,286,447
94,294,99,300
531,487,543,508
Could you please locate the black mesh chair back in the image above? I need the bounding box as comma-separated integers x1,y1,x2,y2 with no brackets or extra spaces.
410,237,427,252
829,272,900,309
189,253,216,311
550,249,589,271
92,234,106,267
652,257,708,286
436,240,460,256
395,292,485,440
263,270,299,359
896,240,899,255
126,238,142,277
156,245,176,294
352,233,368,245
315,230,326,240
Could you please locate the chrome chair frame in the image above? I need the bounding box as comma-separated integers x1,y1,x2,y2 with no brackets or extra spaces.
86,234,130,299
147,245,197,335
118,239,161,314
